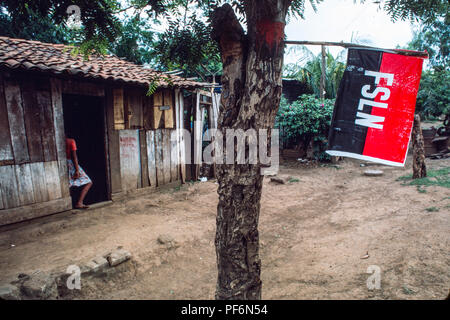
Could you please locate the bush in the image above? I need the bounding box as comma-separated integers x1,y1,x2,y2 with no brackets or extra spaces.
275,95,335,161
415,69,450,119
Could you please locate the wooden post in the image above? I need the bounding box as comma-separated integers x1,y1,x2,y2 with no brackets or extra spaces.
284,40,429,58
412,114,427,179
194,90,202,180
320,45,326,99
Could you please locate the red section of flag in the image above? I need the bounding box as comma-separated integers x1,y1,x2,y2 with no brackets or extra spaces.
362,53,423,164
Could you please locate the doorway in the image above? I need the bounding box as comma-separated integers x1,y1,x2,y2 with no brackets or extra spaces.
62,94,109,206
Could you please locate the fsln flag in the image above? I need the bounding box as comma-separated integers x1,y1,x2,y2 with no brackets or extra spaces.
326,48,425,166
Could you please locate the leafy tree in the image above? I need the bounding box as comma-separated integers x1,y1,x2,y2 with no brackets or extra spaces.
408,19,449,71
407,15,449,118
276,95,334,160
370,0,449,25
415,69,450,118
0,0,447,300
110,15,156,65
0,0,122,48
283,47,345,99
0,6,71,43
152,10,221,78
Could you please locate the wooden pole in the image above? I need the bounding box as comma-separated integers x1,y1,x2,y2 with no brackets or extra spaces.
412,114,427,179
284,40,429,58
320,45,326,99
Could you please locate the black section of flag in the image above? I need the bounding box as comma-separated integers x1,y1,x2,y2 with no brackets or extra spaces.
327,49,383,154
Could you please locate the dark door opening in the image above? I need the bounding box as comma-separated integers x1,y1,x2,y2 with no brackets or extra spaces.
62,94,109,206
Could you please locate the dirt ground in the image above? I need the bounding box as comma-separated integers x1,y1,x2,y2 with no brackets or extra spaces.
0,156,449,300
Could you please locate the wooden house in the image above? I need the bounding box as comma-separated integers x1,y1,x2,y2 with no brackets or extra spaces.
0,36,205,226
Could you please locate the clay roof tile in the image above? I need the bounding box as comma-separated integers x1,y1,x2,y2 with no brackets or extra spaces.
0,36,204,88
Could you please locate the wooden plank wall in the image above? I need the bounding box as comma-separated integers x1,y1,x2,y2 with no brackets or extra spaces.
153,91,164,129
0,75,186,224
146,131,157,187
144,128,181,188
174,88,184,183
118,88,184,191
125,88,143,129
178,90,186,183
120,129,184,191
21,79,44,163
162,129,171,184
193,90,203,180
37,90,58,163
113,88,125,130
0,165,20,209
0,74,71,224
119,130,141,192
106,88,122,194
4,78,29,164
0,75,13,165
50,78,70,199
154,129,164,185
163,90,174,128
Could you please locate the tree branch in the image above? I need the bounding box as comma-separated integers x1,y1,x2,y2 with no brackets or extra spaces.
211,4,246,54
211,4,247,128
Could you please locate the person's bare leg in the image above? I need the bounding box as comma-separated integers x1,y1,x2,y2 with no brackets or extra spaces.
75,182,92,208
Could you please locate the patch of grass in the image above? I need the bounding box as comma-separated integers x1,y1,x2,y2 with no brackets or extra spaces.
397,167,450,189
402,285,416,295
288,177,300,183
425,207,439,212
321,164,341,169
416,186,427,193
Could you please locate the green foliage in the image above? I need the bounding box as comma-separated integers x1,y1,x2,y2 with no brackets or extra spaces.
288,0,322,20
370,0,449,24
146,74,174,96
416,185,427,193
276,95,334,160
397,167,450,188
402,285,416,295
408,19,449,70
0,0,121,43
1,0,447,55
415,69,450,118
407,17,449,119
283,47,345,99
204,0,323,23
425,206,439,212
110,15,155,65
1,0,447,104
152,10,221,78
0,8,63,43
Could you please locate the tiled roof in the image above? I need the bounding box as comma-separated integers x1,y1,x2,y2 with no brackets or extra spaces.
0,36,204,88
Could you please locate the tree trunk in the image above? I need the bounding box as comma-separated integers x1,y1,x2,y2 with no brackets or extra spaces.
412,114,427,179
212,1,290,300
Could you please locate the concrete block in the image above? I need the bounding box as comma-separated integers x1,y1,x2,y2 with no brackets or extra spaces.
20,273,57,299
106,249,131,267
84,256,109,274
0,284,21,300
270,177,285,184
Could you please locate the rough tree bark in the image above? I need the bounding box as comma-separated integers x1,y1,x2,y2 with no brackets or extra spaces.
412,114,427,179
211,0,291,300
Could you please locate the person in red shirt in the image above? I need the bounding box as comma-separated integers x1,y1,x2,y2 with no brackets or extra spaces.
66,137,93,209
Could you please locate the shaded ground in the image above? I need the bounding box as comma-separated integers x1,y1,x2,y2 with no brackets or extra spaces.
0,156,449,299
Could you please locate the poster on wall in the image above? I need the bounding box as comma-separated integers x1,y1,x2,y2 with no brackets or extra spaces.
326,48,426,166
